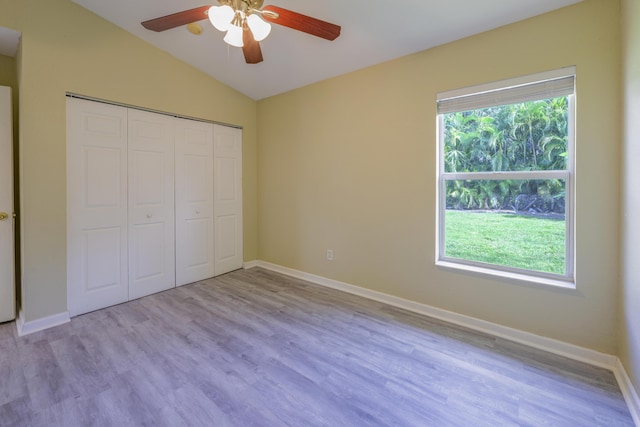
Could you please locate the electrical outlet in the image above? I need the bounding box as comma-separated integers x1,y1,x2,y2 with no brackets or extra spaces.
326,249,333,261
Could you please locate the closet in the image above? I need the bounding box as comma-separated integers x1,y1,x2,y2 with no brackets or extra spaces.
66,97,242,317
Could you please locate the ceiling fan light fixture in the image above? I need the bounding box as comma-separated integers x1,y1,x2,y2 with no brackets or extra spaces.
208,5,234,31
246,14,271,42
224,24,244,47
141,3,342,64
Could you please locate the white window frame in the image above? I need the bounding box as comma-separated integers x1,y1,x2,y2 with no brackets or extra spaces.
436,67,576,289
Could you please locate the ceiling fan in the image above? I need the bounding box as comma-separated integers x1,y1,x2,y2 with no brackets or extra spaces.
141,0,341,64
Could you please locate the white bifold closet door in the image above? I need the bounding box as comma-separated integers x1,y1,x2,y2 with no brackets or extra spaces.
213,124,243,275
68,97,243,317
67,99,129,316
175,118,214,286
127,109,175,300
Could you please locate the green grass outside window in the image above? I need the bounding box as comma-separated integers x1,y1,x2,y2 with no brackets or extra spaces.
444,210,565,275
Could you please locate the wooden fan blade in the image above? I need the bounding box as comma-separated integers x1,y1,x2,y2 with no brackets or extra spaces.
242,26,264,64
261,5,341,41
142,6,210,32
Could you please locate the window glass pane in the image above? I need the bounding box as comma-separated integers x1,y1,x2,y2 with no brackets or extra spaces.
444,179,566,275
443,97,568,173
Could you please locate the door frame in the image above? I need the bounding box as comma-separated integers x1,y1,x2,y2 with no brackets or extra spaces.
0,86,15,322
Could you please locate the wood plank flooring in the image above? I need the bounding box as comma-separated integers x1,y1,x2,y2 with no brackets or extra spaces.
0,267,634,426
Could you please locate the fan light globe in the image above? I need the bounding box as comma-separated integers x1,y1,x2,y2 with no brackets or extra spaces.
208,5,234,31
246,14,271,42
224,25,244,47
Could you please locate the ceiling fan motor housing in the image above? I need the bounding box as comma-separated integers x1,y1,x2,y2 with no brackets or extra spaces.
218,0,264,15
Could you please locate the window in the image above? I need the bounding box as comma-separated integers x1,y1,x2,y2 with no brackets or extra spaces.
436,68,575,287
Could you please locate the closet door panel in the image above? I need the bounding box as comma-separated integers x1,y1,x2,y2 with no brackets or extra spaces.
128,109,175,300
67,98,128,316
175,118,214,286
213,125,243,275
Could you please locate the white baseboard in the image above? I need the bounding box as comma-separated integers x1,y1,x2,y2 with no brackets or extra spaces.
243,260,260,269
614,359,640,426
16,309,70,336
252,261,618,370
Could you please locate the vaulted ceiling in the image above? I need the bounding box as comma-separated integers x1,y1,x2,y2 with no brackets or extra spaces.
6,1,583,100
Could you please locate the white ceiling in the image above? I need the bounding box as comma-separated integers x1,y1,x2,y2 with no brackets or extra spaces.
11,1,582,100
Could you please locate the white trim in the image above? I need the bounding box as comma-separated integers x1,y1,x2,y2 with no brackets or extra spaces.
437,66,576,102
614,359,640,426
565,94,576,284
436,260,575,290
443,170,569,181
16,309,70,336
66,93,243,130
437,75,574,114
252,260,617,370
436,114,446,263
243,260,260,269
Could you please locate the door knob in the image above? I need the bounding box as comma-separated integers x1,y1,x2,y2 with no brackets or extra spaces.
0,212,8,221
146,214,152,219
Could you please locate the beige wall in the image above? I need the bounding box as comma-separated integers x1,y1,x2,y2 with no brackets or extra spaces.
0,0,258,322
258,0,622,353
621,0,640,395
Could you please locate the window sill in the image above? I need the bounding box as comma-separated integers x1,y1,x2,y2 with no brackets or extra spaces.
435,260,576,290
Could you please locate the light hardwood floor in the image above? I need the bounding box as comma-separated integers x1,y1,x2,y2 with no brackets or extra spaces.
0,267,634,426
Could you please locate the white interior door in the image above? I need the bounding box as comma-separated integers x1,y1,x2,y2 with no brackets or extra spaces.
128,109,175,300
213,125,243,275
175,118,214,286
67,98,128,316
0,86,14,322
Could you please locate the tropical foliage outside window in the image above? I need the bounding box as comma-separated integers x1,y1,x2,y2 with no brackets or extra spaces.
437,70,575,284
